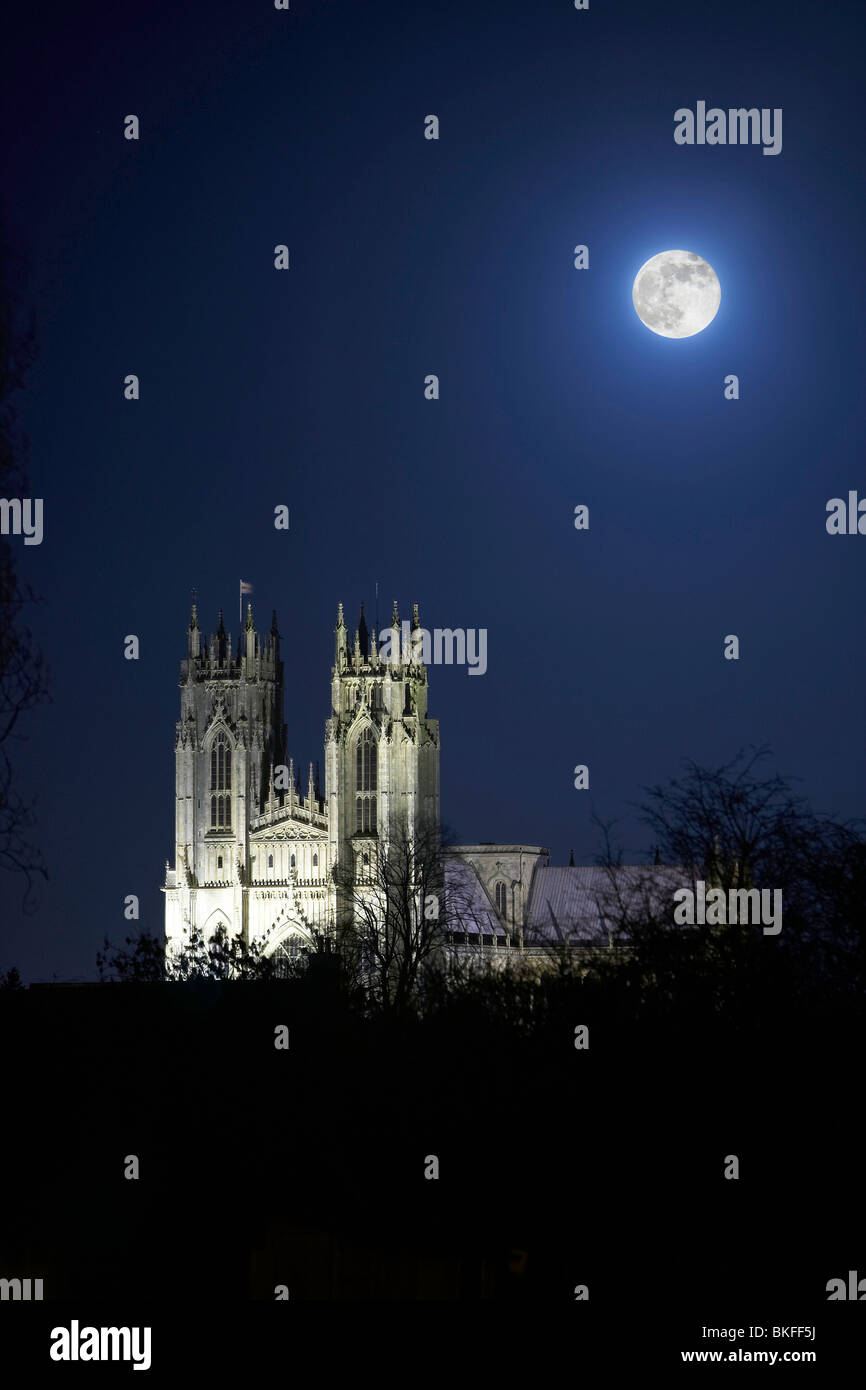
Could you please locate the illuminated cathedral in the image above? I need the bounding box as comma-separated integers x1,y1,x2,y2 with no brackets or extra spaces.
163,601,556,966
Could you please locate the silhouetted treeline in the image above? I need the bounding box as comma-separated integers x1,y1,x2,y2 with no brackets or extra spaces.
1,953,862,1303
2,748,863,1301
0,212,48,905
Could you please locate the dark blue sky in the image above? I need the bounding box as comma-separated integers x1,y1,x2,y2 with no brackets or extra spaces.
2,0,864,981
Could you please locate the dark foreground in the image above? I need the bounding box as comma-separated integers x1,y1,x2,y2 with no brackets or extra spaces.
0,963,862,1369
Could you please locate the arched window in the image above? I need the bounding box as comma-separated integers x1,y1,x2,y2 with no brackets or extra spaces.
217,856,223,869
268,854,274,868
495,881,507,916
290,854,296,868
209,730,232,830
313,853,318,868
355,727,377,834
273,934,306,973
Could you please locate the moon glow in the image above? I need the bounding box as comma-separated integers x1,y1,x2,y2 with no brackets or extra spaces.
632,250,721,338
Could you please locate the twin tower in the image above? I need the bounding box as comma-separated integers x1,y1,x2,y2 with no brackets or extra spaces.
163,600,440,962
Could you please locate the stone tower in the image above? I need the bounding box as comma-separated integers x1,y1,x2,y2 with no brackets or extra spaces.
325,600,440,925
165,597,441,963
163,601,288,952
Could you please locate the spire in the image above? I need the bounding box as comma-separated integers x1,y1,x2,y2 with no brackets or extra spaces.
271,609,279,636
568,849,575,867
358,603,369,661
335,601,347,670
388,600,401,669
244,601,256,661
410,601,424,665
188,593,200,659
216,609,227,662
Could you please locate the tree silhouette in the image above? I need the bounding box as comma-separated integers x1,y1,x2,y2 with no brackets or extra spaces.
580,746,866,1014
331,817,492,1014
0,212,48,903
97,924,292,983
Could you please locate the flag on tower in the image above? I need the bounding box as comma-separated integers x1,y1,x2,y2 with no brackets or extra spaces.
239,579,253,622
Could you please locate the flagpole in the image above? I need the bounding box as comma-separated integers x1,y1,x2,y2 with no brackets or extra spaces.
239,579,253,625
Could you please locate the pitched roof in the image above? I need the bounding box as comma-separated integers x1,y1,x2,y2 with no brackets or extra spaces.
444,857,507,936
525,865,681,945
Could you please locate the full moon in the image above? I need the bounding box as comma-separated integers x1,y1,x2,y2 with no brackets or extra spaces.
632,250,721,338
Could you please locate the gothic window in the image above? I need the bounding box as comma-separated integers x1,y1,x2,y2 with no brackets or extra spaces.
495,881,507,916
291,854,296,868
313,854,318,868
268,854,274,868
217,856,223,869
209,730,232,830
272,934,306,975
355,727,377,834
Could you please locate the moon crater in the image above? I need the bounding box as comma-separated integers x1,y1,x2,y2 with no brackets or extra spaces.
632,250,721,338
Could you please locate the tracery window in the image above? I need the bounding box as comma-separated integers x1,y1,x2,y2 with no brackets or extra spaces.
209,730,232,830
355,727,377,834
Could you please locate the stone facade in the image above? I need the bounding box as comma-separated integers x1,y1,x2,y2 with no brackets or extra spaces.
164,601,455,964
163,600,667,969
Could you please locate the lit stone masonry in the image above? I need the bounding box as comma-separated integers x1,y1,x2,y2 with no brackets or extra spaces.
163,601,329,966
162,599,675,970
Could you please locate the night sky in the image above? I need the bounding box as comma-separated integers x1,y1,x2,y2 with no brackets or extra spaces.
2,0,864,982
